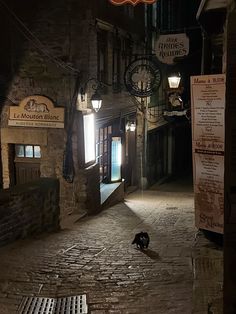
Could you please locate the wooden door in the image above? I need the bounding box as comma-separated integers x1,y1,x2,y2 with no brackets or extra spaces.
14,144,41,185
15,161,40,185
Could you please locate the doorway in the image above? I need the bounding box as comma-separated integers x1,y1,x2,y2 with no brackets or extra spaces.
147,127,168,185
14,144,41,185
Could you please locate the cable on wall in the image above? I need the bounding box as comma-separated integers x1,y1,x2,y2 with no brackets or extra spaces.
0,0,80,74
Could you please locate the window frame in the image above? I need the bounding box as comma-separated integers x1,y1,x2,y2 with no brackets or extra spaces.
112,33,121,88
15,144,41,159
82,113,96,168
96,124,112,183
97,29,108,84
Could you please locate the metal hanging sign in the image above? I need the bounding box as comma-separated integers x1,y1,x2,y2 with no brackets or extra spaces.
124,58,161,97
109,0,156,5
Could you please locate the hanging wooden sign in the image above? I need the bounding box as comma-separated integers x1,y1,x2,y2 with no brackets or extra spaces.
155,33,189,64
8,95,64,129
109,0,156,5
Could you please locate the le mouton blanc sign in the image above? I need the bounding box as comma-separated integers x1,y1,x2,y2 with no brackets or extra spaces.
109,0,156,5
155,33,189,64
9,95,64,128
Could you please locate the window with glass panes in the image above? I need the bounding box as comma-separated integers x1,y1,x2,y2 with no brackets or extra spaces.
96,125,112,182
15,145,41,158
123,36,133,68
97,30,108,84
112,34,121,88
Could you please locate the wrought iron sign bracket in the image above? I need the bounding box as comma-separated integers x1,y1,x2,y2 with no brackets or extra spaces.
124,57,162,98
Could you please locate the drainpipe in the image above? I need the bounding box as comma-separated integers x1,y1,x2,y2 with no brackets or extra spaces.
167,126,173,176
201,29,211,74
139,99,148,190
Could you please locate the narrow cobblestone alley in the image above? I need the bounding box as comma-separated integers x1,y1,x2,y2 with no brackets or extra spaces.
0,178,223,314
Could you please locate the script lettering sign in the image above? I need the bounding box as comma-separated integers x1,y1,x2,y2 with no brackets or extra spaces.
155,33,189,64
8,95,64,129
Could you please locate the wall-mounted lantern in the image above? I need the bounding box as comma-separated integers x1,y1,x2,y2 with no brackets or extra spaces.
90,91,102,112
163,72,189,120
168,73,181,89
126,121,136,132
79,78,103,113
79,77,122,112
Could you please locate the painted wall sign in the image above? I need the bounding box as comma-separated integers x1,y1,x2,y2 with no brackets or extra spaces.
155,33,189,64
191,74,225,234
109,0,156,5
8,95,64,128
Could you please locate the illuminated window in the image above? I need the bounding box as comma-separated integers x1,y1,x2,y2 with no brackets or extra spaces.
25,145,33,158
96,126,122,183
83,114,95,164
15,145,24,157
111,137,122,182
34,146,41,158
96,125,112,182
15,145,41,158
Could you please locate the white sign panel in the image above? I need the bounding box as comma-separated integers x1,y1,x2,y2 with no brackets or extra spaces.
155,33,189,64
191,74,225,234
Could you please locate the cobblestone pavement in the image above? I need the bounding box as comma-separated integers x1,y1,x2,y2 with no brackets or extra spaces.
0,178,223,314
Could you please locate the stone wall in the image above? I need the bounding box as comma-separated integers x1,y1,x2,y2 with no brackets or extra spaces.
224,6,236,313
0,178,60,247
192,231,223,313
83,164,101,215
0,0,146,220
136,109,146,189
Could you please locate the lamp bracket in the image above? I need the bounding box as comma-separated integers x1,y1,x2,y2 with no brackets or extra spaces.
80,77,122,96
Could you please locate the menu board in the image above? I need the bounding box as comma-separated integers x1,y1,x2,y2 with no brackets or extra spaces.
191,74,225,233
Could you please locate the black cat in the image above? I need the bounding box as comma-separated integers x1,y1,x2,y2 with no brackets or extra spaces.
132,232,150,249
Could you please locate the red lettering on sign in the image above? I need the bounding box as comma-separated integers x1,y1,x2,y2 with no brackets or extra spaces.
109,0,156,5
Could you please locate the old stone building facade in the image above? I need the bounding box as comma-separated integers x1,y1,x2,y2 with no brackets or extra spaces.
0,0,148,220
196,1,236,311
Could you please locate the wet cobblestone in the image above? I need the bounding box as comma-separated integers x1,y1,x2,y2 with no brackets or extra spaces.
0,179,223,313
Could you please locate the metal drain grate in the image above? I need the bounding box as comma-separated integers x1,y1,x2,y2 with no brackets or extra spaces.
18,295,88,314
55,296,87,314
18,297,55,314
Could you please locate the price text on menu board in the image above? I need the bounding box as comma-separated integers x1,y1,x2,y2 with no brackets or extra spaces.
191,74,226,234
